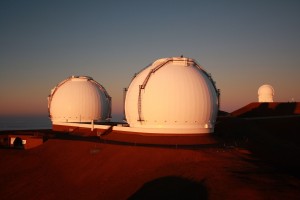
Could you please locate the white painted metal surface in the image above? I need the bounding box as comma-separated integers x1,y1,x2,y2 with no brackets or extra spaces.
258,84,274,102
48,76,111,122
124,57,219,134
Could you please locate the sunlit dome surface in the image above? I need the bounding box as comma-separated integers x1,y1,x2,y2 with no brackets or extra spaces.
48,76,111,123
258,84,274,102
124,57,219,134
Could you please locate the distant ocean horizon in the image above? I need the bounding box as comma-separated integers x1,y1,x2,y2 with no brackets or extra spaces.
0,114,124,131
0,115,52,131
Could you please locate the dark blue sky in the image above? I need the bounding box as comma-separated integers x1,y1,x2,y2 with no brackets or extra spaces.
1,0,299,118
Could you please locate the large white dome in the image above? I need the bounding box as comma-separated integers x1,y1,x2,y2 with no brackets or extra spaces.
48,76,111,123
124,57,219,134
258,84,274,102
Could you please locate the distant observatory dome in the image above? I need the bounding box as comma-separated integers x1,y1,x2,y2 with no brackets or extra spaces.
258,84,274,102
48,76,111,123
124,57,219,134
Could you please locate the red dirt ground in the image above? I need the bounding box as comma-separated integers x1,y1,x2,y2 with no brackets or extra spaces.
1,115,300,199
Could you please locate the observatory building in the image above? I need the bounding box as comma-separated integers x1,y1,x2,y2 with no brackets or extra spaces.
48,76,111,124
123,56,219,134
46,59,219,144
258,84,274,102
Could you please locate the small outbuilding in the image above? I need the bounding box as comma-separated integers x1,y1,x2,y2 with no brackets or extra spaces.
0,134,44,149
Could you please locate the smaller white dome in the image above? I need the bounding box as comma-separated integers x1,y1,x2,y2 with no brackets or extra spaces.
258,84,274,102
48,76,111,123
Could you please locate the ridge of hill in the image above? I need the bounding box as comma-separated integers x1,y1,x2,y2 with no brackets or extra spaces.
231,102,300,117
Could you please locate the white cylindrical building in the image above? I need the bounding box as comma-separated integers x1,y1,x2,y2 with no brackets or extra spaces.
258,84,274,102
48,76,111,123
124,57,219,134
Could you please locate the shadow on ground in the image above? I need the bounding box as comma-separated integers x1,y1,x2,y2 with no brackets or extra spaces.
128,176,207,200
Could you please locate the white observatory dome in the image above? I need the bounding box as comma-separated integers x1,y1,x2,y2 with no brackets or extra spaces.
258,84,274,102
124,57,219,134
48,76,111,123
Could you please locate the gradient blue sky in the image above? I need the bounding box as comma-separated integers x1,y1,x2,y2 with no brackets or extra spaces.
1,0,299,120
